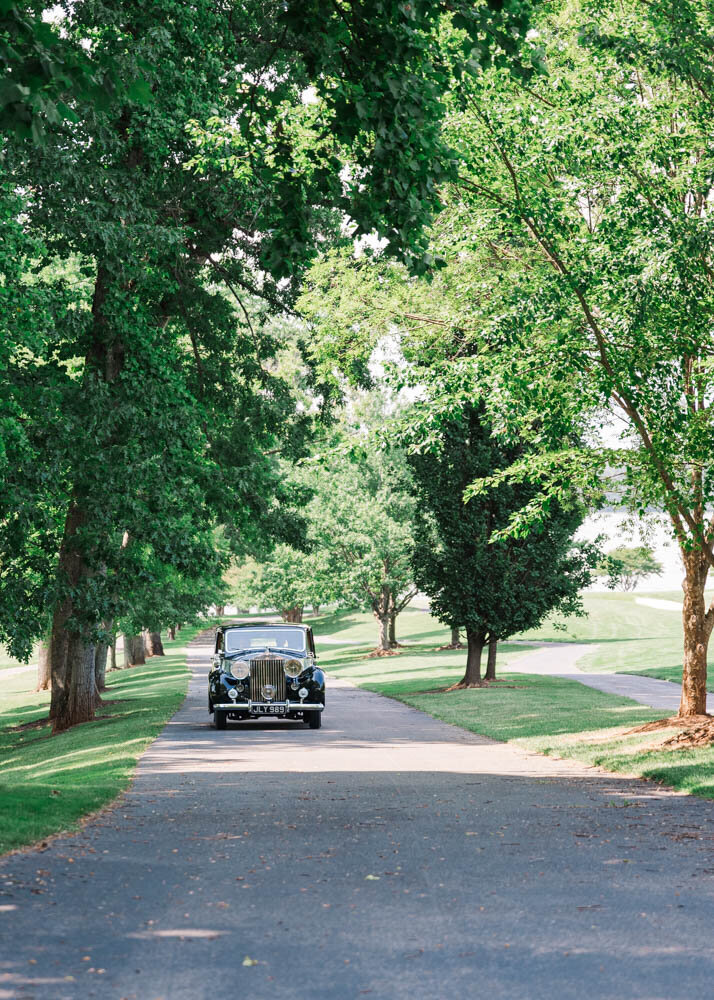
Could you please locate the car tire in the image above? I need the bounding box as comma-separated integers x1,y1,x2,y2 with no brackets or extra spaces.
214,710,227,730
308,711,322,730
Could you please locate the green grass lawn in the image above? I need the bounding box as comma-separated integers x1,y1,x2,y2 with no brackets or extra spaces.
0,622,209,855
311,596,703,686
0,643,38,672
516,589,714,687
321,602,714,800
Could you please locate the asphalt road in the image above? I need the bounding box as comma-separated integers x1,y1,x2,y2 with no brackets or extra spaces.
3,637,714,999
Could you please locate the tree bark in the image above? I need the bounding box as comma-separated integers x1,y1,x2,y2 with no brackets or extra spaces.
36,638,51,691
49,501,98,731
679,551,713,717
377,613,391,652
450,626,463,648
49,266,126,732
94,640,109,694
215,605,225,617
110,639,117,672
52,632,96,733
149,631,164,656
388,614,397,648
123,634,145,667
458,629,485,687
168,626,176,640
484,637,497,681
282,607,303,623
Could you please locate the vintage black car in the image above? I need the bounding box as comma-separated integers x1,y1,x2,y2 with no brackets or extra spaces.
208,622,325,730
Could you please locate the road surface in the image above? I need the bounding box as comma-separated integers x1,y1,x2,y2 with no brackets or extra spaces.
2,636,714,999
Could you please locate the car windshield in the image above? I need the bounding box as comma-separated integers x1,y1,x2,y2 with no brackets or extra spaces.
224,627,306,653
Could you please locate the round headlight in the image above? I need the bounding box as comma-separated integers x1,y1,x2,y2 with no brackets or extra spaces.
283,658,302,678
230,659,250,680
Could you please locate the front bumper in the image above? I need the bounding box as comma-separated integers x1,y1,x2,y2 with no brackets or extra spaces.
212,701,324,714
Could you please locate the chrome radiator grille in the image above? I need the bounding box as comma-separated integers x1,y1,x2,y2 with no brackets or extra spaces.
250,657,286,702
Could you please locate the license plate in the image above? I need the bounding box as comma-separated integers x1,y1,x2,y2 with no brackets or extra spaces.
264,705,286,715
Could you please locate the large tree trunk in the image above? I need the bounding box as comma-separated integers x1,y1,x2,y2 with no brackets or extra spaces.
94,640,109,694
484,638,497,682
49,267,126,733
679,551,712,717
451,626,462,648
36,638,51,691
282,607,303,623
150,631,164,656
49,501,98,731
51,631,96,733
458,629,485,687
168,626,176,640
110,639,117,672
123,634,145,667
215,605,225,617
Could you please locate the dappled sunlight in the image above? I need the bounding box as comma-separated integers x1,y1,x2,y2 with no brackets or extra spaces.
0,737,148,778
127,928,227,940
138,721,641,780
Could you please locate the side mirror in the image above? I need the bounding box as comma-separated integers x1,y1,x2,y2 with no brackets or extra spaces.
211,654,222,669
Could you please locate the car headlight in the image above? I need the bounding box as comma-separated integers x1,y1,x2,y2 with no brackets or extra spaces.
230,659,250,680
283,658,302,678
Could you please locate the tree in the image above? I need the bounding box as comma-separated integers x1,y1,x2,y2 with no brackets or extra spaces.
597,546,664,592
232,547,337,622
5,0,515,732
303,1,714,715
407,402,593,686
307,442,417,652
433,0,714,714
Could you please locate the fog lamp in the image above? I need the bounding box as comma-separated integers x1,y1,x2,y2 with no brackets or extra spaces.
228,688,238,700
298,687,309,700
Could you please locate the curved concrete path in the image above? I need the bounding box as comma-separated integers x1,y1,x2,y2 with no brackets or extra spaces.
505,641,714,713
3,637,714,998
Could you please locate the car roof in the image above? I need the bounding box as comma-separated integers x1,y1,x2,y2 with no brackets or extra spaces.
217,621,312,631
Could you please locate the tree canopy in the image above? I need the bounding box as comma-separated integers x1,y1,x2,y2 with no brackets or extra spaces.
3,0,533,730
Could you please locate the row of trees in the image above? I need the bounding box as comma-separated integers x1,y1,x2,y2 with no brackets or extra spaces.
4,0,537,730
234,392,595,684
299,0,714,715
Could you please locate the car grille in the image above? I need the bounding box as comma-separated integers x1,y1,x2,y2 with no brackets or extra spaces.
250,657,286,702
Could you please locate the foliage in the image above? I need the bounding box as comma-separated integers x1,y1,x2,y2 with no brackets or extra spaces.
0,3,122,141
406,401,593,656
232,545,337,619
596,546,664,592
304,426,417,649
301,0,714,713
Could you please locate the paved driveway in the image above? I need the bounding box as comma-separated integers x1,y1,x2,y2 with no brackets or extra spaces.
504,641,714,713
2,637,714,999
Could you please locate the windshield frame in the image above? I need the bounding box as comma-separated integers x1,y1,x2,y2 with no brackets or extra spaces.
223,626,307,654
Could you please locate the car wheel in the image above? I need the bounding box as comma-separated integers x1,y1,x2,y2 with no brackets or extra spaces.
308,711,322,730
214,709,227,730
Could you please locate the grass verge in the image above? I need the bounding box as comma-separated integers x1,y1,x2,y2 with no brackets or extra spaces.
0,623,209,855
322,616,714,800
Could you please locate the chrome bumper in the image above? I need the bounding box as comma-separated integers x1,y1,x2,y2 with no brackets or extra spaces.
213,701,324,713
